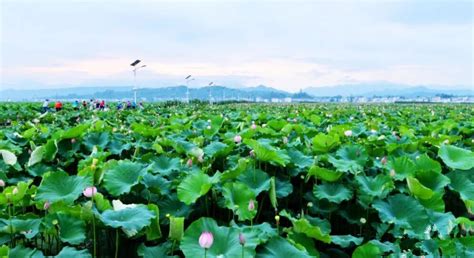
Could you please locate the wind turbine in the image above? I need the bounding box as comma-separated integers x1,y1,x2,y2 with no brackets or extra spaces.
208,82,214,105
130,59,146,104
185,75,194,103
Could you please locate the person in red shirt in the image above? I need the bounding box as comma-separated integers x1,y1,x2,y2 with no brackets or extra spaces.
55,101,63,112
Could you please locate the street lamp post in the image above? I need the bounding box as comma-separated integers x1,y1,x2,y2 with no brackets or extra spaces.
208,82,214,105
185,75,194,103
130,59,146,104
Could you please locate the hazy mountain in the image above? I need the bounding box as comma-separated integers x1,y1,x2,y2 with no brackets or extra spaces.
304,83,474,97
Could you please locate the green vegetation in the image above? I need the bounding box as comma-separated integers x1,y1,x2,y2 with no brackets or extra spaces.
0,102,473,257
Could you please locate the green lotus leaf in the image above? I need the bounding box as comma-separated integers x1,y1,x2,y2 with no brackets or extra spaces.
446,170,474,203
42,139,58,162
314,183,352,204
0,180,32,204
275,177,293,198
131,123,160,137
327,145,368,174
244,139,290,166
415,153,441,174
177,172,220,205
388,156,416,181
55,247,91,258
0,217,41,239
372,194,430,236
203,116,223,137
352,242,382,258
0,245,8,257
407,176,434,200
0,149,17,165
168,216,184,242
280,211,331,243
307,165,344,182
60,123,90,139
149,156,181,176
137,243,175,258
312,133,340,153
331,235,363,248
267,119,287,131
145,204,161,241
204,141,230,158
84,132,109,150
28,146,44,167
9,245,43,258
256,237,315,258
237,168,270,196
415,169,450,192
180,217,257,258
286,232,320,257
418,192,445,212
221,182,257,221
103,160,147,196
287,149,313,169
36,171,91,204
439,145,474,170
100,205,155,237
428,211,456,239
57,213,86,245
356,174,394,198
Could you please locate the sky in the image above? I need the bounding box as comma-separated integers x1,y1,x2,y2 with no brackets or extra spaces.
1,0,473,92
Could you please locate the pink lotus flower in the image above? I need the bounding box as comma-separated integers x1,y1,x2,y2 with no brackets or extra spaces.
239,233,246,245
83,186,97,198
12,187,18,195
251,124,257,129
234,135,242,143
248,199,255,211
186,158,193,167
344,130,353,137
0,179,5,187
44,201,51,210
199,231,214,249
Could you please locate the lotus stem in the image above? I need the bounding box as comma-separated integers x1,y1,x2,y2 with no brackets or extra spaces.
8,203,13,248
92,197,97,258
204,248,207,258
115,228,119,258
241,245,244,258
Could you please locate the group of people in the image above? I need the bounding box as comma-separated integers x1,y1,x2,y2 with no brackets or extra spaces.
41,99,144,113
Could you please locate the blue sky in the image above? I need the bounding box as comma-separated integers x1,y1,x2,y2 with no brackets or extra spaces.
1,0,472,92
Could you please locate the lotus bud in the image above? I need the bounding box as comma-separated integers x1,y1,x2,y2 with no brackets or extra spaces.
186,158,193,167
262,124,267,128
249,150,255,157
234,135,242,144
381,156,387,165
307,202,313,208
12,187,18,195
390,169,396,177
344,130,353,137
92,158,99,166
44,201,51,210
293,118,297,122
275,215,280,222
52,219,58,225
199,231,214,249
251,124,257,129
207,119,211,123
0,180,5,187
71,138,76,144
239,233,246,246
283,137,288,144
83,186,97,198
207,125,211,130
248,199,255,211
360,218,367,224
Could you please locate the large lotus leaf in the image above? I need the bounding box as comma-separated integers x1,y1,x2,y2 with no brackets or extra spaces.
415,169,450,192
221,182,257,221
57,213,86,245
418,192,445,212
60,123,90,139
149,156,181,176
237,222,278,247
177,172,220,205
328,155,363,174
204,141,230,158
439,145,474,170
279,211,331,244
0,180,32,205
407,176,434,200
415,154,442,174
314,183,352,204
36,171,91,204
244,139,290,166
307,165,344,182
275,177,293,198
0,149,17,165
103,160,147,196
142,174,171,196
0,217,41,239
42,139,58,162
336,145,368,165
237,168,270,196
256,237,315,258
356,174,394,198
388,156,416,181
287,149,313,169
286,232,319,257
84,132,109,150
203,116,223,138
100,205,155,237
331,235,363,248
9,245,43,258
436,236,474,257
28,146,44,167
180,217,257,258
137,243,175,258
446,170,474,202
428,211,456,239
352,242,382,258
312,133,340,153
372,194,430,237
55,247,91,258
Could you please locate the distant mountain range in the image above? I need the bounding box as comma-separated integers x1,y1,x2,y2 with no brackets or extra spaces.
0,83,472,101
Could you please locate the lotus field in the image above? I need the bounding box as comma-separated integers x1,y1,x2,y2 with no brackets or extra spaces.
0,102,473,257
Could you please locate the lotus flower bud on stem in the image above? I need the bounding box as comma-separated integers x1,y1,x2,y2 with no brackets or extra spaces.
248,200,255,211
199,231,214,249
83,186,97,198
12,187,18,195
44,201,51,210
239,233,246,246
0,179,5,187
344,130,353,137
186,158,193,167
234,135,242,144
